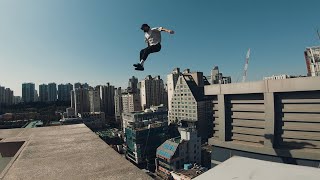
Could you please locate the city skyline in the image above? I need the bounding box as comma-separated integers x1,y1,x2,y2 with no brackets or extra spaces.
1,0,320,96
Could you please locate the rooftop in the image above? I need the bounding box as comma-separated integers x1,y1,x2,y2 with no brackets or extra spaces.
194,156,320,180
0,124,152,180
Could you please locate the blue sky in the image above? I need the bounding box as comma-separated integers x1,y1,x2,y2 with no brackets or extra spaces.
0,0,319,96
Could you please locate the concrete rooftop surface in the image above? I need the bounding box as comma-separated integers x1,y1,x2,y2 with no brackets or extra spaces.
194,156,320,180
0,124,152,180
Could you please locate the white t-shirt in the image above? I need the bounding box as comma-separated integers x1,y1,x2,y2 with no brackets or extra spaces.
144,27,163,46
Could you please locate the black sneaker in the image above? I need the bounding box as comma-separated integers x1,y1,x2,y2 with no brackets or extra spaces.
135,66,144,71
133,63,140,67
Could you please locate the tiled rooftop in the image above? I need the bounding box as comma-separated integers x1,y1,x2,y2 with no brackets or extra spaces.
0,124,152,180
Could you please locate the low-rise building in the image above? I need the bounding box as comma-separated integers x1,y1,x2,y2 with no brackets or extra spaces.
156,128,202,178
122,104,167,132
125,119,169,171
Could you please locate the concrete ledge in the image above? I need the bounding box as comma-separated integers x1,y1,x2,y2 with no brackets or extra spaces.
209,139,320,161
205,76,320,95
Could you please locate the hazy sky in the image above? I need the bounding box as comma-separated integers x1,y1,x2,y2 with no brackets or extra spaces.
1,0,320,96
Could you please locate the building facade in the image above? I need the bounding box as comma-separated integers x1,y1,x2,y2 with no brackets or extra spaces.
39,84,48,102
89,87,101,112
167,68,181,116
72,86,90,115
156,128,202,178
140,75,167,110
122,93,141,113
0,86,5,105
99,83,115,116
210,66,231,84
304,46,320,77
169,71,213,142
58,83,73,102
122,104,168,132
47,83,57,102
204,77,320,168
4,88,13,105
263,74,289,80
114,87,123,122
125,120,169,171
22,83,35,103
128,76,138,93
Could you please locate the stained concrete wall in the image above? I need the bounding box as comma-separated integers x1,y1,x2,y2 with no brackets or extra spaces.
204,77,320,162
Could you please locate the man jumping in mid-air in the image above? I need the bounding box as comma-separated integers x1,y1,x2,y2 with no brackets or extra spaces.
134,24,174,71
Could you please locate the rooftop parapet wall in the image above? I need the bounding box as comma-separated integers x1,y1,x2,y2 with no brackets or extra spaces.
205,76,320,95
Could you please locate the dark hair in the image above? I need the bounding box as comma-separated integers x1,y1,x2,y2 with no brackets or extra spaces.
141,24,150,30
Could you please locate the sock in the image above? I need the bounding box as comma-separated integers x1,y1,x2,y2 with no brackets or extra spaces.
139,59,145,66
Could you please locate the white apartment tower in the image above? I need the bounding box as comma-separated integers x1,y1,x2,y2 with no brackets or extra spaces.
169,70,213,141
72,86,90,115
167,68,181,115
89,87,101,112
140,75,166,110
122,93,141,113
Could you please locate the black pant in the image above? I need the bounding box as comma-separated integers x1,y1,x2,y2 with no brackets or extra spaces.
140,43,161,61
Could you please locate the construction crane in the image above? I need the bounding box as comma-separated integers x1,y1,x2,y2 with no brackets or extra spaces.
242,48,251,82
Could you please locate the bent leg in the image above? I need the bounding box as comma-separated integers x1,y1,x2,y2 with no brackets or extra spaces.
139,44,162,66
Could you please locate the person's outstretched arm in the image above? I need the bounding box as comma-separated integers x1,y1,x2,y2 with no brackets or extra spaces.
160,27,175,34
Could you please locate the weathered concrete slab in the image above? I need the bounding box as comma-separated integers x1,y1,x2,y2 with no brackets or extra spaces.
0,124,151,180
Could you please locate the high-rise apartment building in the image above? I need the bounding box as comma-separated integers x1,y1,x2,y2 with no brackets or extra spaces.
140,75,167,110
22,83,35,103
4,88,13,105
74,82,89,89
0,86,5,105
58,83,73,101
47,83,57,102
169,70,213,142
72,87,90,115
114,87,123,122
122,93,142,113
89,87,101,112
167,68,181,116
39,84,48,102
99,83,115,116
128,76,138,93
